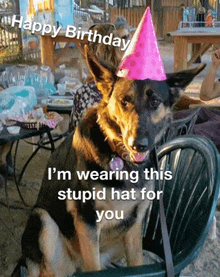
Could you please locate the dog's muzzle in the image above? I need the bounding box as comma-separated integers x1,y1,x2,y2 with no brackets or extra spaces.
132,138,149,162
132,138,149,152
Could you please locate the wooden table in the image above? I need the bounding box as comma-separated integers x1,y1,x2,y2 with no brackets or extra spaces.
40,31,88,72
170,28,220,72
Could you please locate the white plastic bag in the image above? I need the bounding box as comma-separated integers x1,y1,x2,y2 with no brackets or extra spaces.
0,86,37,118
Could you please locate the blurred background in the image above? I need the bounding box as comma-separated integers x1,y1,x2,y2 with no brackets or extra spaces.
0,0,219,65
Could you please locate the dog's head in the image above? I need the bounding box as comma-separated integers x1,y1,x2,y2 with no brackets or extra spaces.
85,46,205,163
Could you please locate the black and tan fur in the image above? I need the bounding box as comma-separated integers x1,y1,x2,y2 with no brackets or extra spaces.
16,49,205,277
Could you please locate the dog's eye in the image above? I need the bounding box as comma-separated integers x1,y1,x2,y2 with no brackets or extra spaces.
121,96,131,107
150,99,160,108
121,99,128,107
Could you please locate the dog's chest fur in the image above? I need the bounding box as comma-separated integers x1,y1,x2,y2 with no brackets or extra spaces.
72,123,155,232
72,155,154,237
86,178,154,264
94,178,154,225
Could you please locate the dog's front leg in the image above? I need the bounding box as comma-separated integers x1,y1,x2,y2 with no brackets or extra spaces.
123,221,143,266
67,200,101,272
74,216,100,271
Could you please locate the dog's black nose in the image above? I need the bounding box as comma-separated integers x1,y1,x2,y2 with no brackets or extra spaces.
132,138,148,152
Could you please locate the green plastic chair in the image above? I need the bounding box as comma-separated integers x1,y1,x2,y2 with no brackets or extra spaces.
14,135,220,277
158,107,201,146
72,135,220,277
141,135,220,277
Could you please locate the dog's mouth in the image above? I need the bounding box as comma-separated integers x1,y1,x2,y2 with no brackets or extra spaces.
120,148,150,164
132,151,149,163
128,139,153,163
113,137,153,164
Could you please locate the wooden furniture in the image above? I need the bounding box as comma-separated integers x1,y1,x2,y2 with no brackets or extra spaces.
40,31,88,72
170,28,220,71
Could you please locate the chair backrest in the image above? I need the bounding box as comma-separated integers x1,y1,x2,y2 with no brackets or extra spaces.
143,135,220,272
158,108,200,146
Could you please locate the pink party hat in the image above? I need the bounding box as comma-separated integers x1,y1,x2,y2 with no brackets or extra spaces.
117,7,166,80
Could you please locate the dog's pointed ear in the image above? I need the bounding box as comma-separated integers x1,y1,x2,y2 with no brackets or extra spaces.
166,63,206,105
85,45,117,98
166,63,206,89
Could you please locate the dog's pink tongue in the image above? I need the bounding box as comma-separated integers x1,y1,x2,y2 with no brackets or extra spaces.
133,152,147,162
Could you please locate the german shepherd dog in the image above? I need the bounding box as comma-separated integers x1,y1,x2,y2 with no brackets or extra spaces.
15,49,205,276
